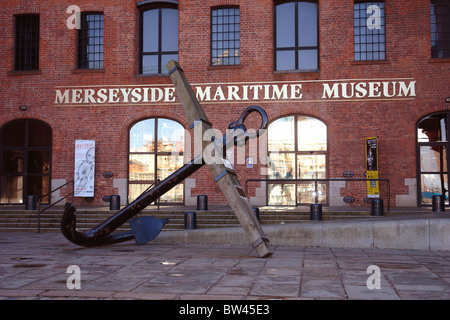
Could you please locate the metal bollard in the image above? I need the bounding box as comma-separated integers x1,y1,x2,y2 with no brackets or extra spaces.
184,211,197,229
432,195,445,212
25,195,37,210
371,198,384,216
253,207,260,221
310,204,322,221
110,195,121,210
197,195,208,211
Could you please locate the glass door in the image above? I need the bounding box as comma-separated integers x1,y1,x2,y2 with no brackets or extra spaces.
417,113,450,206
0,120,52,204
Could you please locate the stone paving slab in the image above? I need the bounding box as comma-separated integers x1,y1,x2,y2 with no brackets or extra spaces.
0,232,450,301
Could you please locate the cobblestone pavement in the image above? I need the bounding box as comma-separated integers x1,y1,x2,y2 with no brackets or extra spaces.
0,232,449,300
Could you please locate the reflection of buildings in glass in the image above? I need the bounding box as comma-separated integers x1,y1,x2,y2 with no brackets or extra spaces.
267,115,327,205
128,118,185,203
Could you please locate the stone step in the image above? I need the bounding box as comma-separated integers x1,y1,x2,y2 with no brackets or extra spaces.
0,208,375,233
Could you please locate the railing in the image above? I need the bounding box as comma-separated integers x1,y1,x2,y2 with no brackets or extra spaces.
37,180,74,233
245,178,391,211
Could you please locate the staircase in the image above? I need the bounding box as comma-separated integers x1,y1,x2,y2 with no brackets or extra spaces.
0,206,375,233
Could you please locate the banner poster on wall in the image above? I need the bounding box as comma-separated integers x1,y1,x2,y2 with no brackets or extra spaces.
365,137,380,198
74,140,95,197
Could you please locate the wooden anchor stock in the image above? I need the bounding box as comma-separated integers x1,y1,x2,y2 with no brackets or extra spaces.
167,60,272,258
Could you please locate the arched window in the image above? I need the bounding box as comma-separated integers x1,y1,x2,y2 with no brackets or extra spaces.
128,117,184,204
268,115,327,205
139,1,178,74
417,112,450,206
0,119,52,204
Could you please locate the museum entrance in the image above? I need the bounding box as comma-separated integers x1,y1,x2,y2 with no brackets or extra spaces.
267,115,328,206
417,111,450,206
0,119,52,205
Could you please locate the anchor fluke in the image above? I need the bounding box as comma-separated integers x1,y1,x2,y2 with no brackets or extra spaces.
129,216,169,245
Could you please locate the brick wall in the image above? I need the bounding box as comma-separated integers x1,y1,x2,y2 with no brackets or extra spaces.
1,0,449,207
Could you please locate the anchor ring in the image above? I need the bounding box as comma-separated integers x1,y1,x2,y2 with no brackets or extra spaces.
228,106,269,143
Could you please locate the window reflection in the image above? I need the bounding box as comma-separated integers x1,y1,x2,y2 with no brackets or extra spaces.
129,118,184,203
275,1,318,71
268,115,327,205
297,116,327,151
0,119,51,204
418,114,447,142
268,116,295,152
431,0,450,59
141,5,178,74
157,118,185,153
417,112,450,206
354,1,386,61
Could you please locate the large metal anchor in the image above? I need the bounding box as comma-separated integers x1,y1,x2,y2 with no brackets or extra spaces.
61,105,269,249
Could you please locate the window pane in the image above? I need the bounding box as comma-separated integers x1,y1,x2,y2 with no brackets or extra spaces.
78,13,103,69
298,155,326,179
159,184,183,203
276,2,296,48
1,176,23,204
161,54,178,73
130,119,155,152
27,175,49,201
431,0,450,58
161,8,178,52
298,1,318,47
276,50,296,71
420,146,447,172
418,114,447,142
157,155,184,180
211,7,240,65
268,183,295,205
143,9,159,52
1,150,24,174
421,173,448,205
142,55,159,74
298,182,326,204
15,14,39,71
129,154,155,181
298,49,318,70
297,116,327,151
28,121,52,147
354,2,386,61
157,119,184,153
268,116,295,151
268,152,295,180
129,183,154,203
27,150,50,174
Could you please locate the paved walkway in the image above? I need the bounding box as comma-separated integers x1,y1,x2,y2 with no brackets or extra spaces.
1,232,450,300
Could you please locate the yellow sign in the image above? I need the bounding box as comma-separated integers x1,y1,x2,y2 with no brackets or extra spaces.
365,137,380,198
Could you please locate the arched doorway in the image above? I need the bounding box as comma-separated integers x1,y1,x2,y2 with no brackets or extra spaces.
267,115,328,206
417,111,450,206
128,117,185,204
0,119,52,204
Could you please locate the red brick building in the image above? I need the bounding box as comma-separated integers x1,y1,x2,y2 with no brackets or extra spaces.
1,0,449,209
